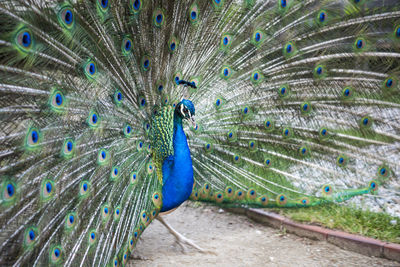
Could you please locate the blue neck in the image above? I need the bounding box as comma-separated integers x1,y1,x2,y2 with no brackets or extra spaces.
160,113,194,212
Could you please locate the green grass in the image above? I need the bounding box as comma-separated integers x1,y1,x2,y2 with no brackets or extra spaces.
270,204,400,244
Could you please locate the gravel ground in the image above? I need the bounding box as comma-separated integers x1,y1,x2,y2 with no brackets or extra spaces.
129,202,399,267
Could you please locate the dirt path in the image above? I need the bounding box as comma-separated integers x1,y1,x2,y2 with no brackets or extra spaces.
130,203,399,267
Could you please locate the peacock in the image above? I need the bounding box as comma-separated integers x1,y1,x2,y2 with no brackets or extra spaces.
0,0,399,265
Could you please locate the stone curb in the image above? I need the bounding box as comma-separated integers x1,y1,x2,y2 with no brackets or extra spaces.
226,208,400,262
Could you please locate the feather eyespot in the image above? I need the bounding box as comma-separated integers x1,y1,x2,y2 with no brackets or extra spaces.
21,32,31,47
141,210,150,225
88,111,100,128
189,4,199,23
203,183,210,193
123,124,132,137
299,145,309,156
283,42,297,58
300,198,310,205
221,66,232,79
168,36,179,53
354,37,367,51
50,246,63,263
235,190,245,200
314,64,326,78
79,181,90,197
152,192,162,208
215,97,224,109
263,118,274,131
369,180,378,192
41,180,55,201
24,227,39,248
378,165,390,179
322,185,332,195
204,143,212,152
233,154,241,163
137,141,144,151
282,127,292,138
341,87,354,99
227,131,234,140
49,90,66,111
336,154,348,167
252,30,264,46
277,194,287,205
122,249,129,265
247,189,257,200
319,12,326,22
26,128,40,148
97,149,109,165
259,195,269,206
102,204,110,221
122,37,133,55
88,230,96,245
15,28,34,52
131,0,142,13
3,181,17,203
125,40,131,51
110,167,120,181
114,206,121,221
249,140,257,151
153,9,165,27
225,186,234,198
278,84,290,98
383,77,397,91
360,115,372,128
264,158,272,167
319,127,330,140
58,6,75,29
130,171,138,185
128,235,135,251
140,56,151,71
300,102,311,114
251,70,263,84
98,0,109,10
62,139,75,158
386,79,393,87
215,192,224,203
220,34,232,50
84,61,97,79
147,162,154,175
65,213,77,230
114,89,123,105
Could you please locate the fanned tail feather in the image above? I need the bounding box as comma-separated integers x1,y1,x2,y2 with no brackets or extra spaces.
0,0,399,266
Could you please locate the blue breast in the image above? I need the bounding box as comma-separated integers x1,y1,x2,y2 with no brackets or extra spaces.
160,117,194,212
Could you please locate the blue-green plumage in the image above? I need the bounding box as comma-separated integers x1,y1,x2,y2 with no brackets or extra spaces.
160,100,195,212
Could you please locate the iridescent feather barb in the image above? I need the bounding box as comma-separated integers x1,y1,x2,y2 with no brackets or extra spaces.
0,0,399,265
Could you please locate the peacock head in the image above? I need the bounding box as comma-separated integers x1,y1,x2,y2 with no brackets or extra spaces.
176,99,195,126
